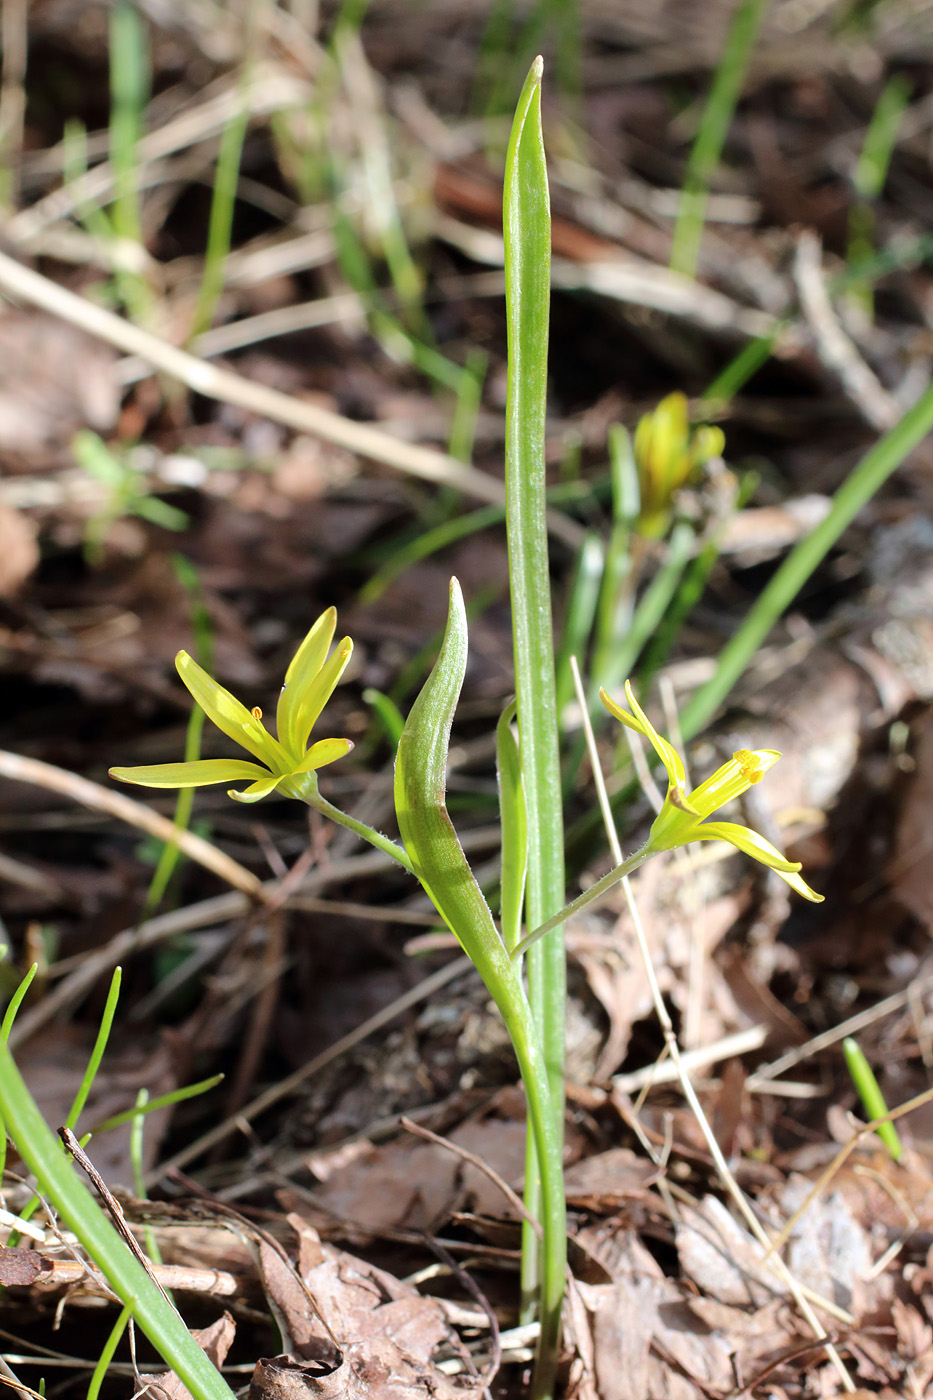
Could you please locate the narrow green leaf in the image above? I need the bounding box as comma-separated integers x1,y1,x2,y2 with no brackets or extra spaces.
0,1042,237,1400
843,1036,903,1160
67,967,121,1131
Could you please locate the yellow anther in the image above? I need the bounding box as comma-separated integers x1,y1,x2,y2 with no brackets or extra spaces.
251,706,263,722
734,748,764,784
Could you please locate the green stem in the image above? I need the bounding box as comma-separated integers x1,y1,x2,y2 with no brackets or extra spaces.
289,783,415,874
495,976,566,1400
0,1043,236,1400
514,846,650,960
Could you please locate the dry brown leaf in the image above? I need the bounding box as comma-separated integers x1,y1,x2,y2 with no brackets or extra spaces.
780,1175,872,1313
305,1089,534,1234
570,1231,733,1400
676,1196,787,1307
0,501,39,595
0,1246,51,1286
0,312,119,455
562,1147,658,1211
250,1351,360,1400
261,1212,472,1400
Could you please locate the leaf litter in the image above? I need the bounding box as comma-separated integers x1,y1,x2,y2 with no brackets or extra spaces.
4,1,933,1397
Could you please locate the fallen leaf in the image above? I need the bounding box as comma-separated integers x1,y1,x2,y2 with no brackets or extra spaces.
0,501,39,595
0,1246,51,1285
676,1196,787,1307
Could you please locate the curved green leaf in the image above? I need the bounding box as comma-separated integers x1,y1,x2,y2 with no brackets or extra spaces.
393,578,512,988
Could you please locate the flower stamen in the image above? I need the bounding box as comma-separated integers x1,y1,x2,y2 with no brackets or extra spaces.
734,748,766,785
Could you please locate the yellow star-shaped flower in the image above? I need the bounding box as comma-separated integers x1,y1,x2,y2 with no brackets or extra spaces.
601,681,823,903
110,609,353,804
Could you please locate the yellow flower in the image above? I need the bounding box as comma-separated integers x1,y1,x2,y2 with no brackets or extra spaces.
633,391,724,538
110,609,353,804
600,681,823,902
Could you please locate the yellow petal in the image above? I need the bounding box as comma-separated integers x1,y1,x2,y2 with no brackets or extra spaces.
176,652,285,770
696,820,824,902
110,759,267,788
276,608,337,759
293,737,353,773
688,748,781,817
227,773,282,803
621,681,688,790
696,819,799,870
289,638,353,754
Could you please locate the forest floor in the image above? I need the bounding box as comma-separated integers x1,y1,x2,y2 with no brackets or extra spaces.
2,2,933,1397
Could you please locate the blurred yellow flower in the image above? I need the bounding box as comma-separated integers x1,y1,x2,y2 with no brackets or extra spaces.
633,391,724,538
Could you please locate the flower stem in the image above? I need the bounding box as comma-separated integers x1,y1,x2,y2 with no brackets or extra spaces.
289,782,415,874
512,846,650,960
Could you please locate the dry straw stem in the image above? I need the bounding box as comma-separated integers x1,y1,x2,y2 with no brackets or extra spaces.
8,823,500,1052
7,66,313,244
0,748,260,896
144,954,471,1188
0,250,582,548
765,1082,933,1258
748,970,933,1089
436,212,777,340
794,230,899,432
570,660,856,1391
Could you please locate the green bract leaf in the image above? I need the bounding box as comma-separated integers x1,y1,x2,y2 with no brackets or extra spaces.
394,578,512,988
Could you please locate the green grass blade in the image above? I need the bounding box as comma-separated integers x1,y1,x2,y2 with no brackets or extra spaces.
90,1074,225,1136
555,531,604,720
680,382,933,741
144,556,213,916
847,75,911,319
190,101,249,339
66,967,121,1131
87,1306,131,1400
0,1042,237,1400
1,964,38,1041
843,1036,903,1159
670,0,769,277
